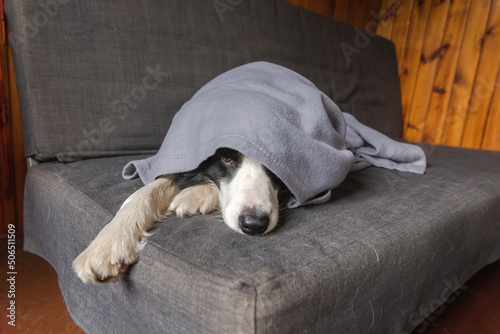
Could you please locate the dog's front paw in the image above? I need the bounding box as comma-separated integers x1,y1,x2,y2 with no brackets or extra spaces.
168,183,219,217
72,221,143,284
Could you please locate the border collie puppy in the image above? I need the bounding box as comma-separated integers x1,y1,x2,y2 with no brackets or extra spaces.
73,148,289,283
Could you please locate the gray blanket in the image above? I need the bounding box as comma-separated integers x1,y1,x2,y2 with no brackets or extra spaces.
123,62,426,207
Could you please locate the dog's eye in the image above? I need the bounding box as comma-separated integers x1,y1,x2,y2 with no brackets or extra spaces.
220,156,234,166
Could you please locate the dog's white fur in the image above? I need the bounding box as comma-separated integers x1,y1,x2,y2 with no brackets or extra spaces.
73,154,277,284
219,156,279,234
168,183,219,217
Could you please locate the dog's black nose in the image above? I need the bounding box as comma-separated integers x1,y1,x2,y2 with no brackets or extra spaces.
239,214,269,235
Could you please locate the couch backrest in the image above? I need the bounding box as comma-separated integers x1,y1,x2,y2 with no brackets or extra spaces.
6,0,402,162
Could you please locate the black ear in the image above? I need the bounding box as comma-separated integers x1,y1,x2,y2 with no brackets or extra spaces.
174,154,220,190
263,167,291,205
175,149,240,190
175,171,213,191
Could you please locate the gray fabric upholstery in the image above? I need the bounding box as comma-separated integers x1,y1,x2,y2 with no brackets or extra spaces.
7,0,500,333
6,0,401,162
23,147,500,333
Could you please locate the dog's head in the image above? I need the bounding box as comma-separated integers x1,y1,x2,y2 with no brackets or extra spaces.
181,148,288,235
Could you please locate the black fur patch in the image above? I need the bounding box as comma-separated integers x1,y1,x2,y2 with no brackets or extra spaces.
175,148,242,190
174,148,290,203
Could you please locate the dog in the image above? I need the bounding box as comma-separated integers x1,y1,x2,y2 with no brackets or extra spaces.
73,147,289,284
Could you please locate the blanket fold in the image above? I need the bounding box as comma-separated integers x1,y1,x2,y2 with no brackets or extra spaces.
123,62,426,207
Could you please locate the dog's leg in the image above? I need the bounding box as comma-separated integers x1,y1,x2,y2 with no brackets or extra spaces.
168,183,219,217
72,175,179,284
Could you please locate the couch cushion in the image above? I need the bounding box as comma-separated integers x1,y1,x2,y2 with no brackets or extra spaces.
6,0,401,162
23,146,500,333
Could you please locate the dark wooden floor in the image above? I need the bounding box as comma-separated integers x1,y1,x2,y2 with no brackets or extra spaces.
1,237,499,333
412,258,500,334
0,240,84,334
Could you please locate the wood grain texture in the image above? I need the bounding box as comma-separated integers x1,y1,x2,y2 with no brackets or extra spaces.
422,0,471,145
461,0,500,149
391,0,415,74
441,0,493,146
399,0,433,134
482,68,500,150
376,0,399,40
406,0,451,142
377,0,500,150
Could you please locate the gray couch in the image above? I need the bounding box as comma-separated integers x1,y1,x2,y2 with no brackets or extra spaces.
6,0,500,333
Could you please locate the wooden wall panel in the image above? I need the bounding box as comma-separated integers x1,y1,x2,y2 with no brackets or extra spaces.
406,0,450,142
288,0,500,151
422,0,471,145
441,0,493,146
399,0,433,132
461,1,500,148
482,68,500,150
391,0,414,72
378,0,500,151
376,0,397,40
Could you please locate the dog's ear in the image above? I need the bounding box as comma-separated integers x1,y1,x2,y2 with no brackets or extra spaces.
262,167,291,205
263,167,287,190
175,170,213,190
